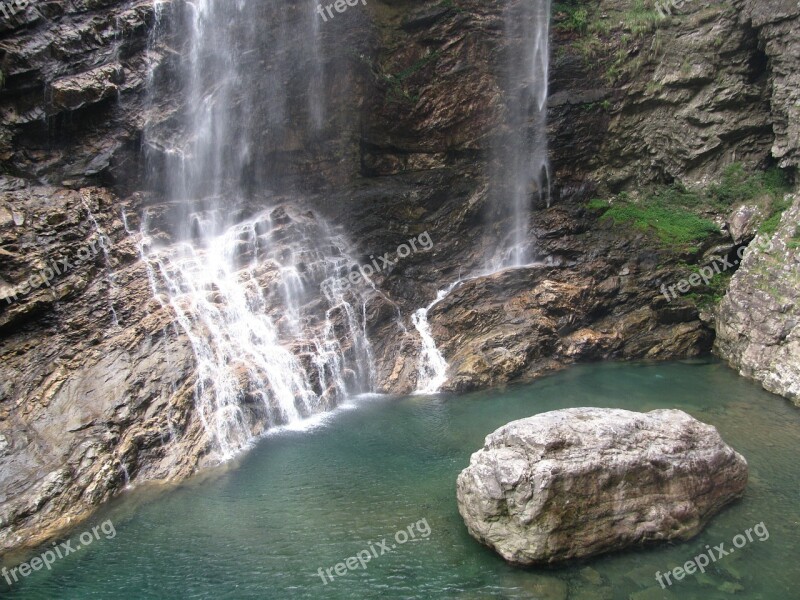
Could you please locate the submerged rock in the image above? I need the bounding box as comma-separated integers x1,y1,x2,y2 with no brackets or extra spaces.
456,408,747,566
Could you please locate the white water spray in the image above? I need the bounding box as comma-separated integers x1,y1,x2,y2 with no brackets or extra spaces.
139,207,375,459
491,0,551,269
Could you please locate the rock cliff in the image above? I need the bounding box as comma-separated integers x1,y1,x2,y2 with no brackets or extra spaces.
715,193,800,404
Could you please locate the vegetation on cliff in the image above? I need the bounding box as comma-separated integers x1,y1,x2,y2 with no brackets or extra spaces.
588,164,791,249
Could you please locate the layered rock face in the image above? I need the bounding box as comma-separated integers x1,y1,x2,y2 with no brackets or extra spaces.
0,187,206,553
715,194,800,404
456,408,748,565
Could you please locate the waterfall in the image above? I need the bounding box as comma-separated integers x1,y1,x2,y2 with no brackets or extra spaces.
139,0,372,459
139,206,375,458
412,282,461,394
490,0,551,269
412,309,448,395
411,0,552,390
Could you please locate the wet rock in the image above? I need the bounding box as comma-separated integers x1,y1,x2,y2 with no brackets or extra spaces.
426,256,713,393
49,64,124,113
718,581,745,594
716,194,800,405
456,408,748,566
517,575,568,600
0,186,205,553
629,588,677,600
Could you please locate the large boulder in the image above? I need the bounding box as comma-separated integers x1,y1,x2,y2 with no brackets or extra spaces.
456,408,748,565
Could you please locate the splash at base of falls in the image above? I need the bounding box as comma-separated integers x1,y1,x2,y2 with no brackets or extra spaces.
411,307,448,395
412,282,462,394
410,256,565,394
139,204,375,460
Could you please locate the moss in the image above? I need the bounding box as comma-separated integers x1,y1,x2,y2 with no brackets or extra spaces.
586,198,611,211
787,225,800,250
708,164,790,210
596,165,792,251
685,271,733,308
602,200,719,247
554,2,589,33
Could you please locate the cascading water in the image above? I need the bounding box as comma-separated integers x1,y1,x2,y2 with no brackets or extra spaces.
413,0,552,392
490,0,551,269
140,1,373,458
411,282,461,395
139,207,375,458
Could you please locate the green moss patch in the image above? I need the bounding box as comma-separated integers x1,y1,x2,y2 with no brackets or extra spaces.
592,164,791,250
601,198,719,247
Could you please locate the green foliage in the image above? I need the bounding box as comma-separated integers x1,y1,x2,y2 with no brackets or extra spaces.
602,199,719,247
708,163,790,210
595,164,792,249
685,271,733,308
586,198,611,211
622,0,661,37
555,0,668,83
573,37,604,61
788,225,800,250
554,3,589,33
756,193,791,235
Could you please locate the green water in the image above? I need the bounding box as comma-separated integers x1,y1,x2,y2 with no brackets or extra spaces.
3,360,799,599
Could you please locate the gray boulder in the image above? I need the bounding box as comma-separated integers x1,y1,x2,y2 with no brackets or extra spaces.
456,408,748,565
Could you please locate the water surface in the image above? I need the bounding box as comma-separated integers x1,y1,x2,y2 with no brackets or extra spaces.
4,360,798,599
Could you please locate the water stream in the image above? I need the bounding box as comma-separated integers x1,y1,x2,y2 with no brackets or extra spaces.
139,206,376,459
490,0,552,269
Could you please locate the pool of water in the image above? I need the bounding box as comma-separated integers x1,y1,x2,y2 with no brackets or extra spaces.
3,360,799,599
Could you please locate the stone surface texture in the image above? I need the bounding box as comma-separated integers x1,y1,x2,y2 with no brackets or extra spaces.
456,408,748,565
